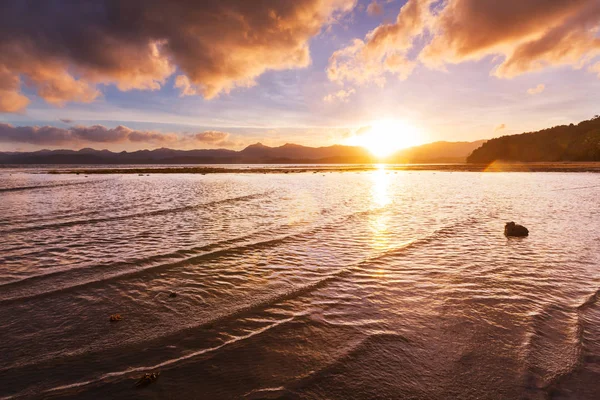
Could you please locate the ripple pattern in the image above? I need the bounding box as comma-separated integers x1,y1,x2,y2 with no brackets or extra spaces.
1,169,600,399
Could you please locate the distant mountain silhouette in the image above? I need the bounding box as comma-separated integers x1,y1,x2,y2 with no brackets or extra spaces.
0,140,485,165
468,116,600,163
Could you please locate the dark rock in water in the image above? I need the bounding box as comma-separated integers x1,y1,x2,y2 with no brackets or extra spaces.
168,292,177,298
505,222,529,237
136,371,160,387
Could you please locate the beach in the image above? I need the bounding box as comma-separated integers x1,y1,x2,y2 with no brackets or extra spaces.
1,167,600,399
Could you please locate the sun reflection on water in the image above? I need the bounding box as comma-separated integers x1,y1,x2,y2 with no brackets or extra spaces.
372,164,391,207
369,165,392,256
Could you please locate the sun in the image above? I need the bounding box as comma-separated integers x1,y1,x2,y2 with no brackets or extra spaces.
345,119,423,158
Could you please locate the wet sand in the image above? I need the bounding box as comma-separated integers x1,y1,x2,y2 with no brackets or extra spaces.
2,169,600,399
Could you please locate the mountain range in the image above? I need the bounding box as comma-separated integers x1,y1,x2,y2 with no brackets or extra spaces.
2,115,599,165
0,140,485,165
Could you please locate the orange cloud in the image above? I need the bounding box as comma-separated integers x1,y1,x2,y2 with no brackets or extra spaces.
495,124,506,132
174,75,199,97
527,84,545,95
0,90,30,114
367,1,383,16
0,66,29,113
327,0,430,87
194,131,230,144
25,65,101,106
420,1,595,67
492,3,600,78
323,88,356,103
0,0,355,112
589,62,600,77
329,0,600,86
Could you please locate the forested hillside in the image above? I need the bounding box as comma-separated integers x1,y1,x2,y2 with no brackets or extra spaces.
467,116,600,163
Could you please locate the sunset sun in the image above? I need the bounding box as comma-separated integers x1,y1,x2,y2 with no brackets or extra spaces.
346,119,423,158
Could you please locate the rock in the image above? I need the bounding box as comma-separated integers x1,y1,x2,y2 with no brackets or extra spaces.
109,314,123,322
136,371,160,387
168,292,177,298
504,222,529,237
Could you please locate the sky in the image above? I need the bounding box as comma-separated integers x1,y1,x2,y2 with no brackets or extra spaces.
1,0,600,152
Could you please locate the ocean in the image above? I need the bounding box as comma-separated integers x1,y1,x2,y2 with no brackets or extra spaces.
1,167,600,399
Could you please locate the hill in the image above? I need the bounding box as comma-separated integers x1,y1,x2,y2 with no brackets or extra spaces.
467,116,600,163
392,140,486,163
0,140,484,165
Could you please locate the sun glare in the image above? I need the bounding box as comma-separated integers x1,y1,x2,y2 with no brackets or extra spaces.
346,119,422,158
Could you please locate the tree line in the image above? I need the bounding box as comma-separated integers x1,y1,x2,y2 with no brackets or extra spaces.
467,115,600,163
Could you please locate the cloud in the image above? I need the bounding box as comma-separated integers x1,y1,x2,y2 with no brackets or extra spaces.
0,0,355,113
174,75,199,97
494,124,506,132
126,129,179,144
329,0,600,86
419,0,600,71
327,0,431,87
367,1,383,16
323,88,356,102
590,62,600,77
0,123,234,148
0,66,30,113
527,84,546,95
194,131,230,144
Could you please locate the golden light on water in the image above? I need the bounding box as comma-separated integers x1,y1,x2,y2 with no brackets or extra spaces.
369,165,392,255
483,160,532,173
346,119,423,158
372,164,391,207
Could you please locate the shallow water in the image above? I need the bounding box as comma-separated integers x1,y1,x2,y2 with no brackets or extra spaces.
1,168,600,399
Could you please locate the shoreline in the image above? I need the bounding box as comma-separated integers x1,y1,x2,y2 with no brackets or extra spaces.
41,162,600,174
